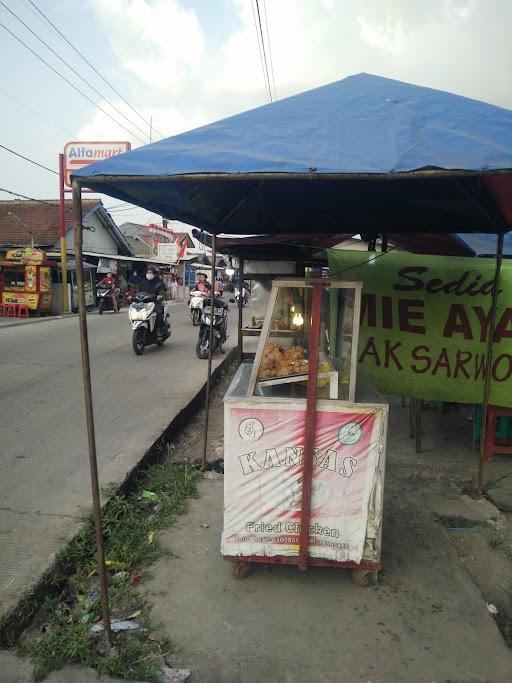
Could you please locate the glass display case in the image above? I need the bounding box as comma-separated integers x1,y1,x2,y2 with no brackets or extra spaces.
248,278,361,401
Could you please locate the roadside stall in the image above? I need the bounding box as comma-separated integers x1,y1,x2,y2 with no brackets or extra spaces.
222,277,388,583
0,247,54,315
69,73,512,638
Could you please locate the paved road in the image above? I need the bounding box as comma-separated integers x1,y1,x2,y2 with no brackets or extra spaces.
0,302,237,620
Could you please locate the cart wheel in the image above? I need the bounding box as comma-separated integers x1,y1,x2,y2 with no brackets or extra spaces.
233,562,253,580
352,569,378,587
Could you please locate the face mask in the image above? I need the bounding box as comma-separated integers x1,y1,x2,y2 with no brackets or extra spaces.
146,273,155,280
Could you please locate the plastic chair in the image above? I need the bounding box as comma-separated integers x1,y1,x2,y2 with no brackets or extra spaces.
482,405,512,462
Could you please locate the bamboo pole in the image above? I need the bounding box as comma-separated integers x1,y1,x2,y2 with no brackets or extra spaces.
476,231,504,498
201,234,217,468
72,179,112,648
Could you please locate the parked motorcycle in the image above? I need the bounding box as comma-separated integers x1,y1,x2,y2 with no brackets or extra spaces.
189,290,207,326
128,292,171,355
234,285,249,306
196,298,228,359
97,286,121,314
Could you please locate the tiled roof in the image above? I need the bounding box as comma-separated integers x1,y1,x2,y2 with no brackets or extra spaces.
0,199,99,247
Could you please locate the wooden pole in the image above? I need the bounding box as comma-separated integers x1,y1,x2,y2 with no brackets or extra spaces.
201,234,217,468
477,231,504,497
72,180,112,648
298,282,322,571
237,258,244,361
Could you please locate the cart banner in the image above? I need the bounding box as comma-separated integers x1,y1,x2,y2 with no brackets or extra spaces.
328,250,512,407
2,291,39,309
222,401,386,564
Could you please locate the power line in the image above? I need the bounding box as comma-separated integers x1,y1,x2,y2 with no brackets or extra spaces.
0,20,148,144
254,0,273,102
262,0,277,100
0,187,60,206
0,85,74,136
0,143,58,175
0,3,149,143
251,1,272,101
27,0,166,139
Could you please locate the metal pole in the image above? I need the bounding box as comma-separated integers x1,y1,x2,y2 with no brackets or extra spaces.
477,231,504,497
298,282,322,571
59,154,69,313
201,233,217,468
237,258,244,361
72,180,112,648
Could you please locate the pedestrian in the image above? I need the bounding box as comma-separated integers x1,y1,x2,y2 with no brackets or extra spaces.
170,277,178,300
128,270,142,297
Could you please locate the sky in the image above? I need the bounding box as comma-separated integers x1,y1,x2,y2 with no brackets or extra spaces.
1,0,511,228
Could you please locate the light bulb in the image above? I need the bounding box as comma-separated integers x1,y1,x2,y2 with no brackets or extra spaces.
292,313,304,326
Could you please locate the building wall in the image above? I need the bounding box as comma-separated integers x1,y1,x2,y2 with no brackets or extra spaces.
63,211,119,255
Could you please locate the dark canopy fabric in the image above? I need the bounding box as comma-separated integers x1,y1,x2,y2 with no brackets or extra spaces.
74,73,512,236
193,230,475,259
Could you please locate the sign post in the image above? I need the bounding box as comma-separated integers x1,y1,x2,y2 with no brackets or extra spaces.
60,141,131,314
59,153,69,313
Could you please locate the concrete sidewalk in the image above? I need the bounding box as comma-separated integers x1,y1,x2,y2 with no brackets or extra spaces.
142,479,512,683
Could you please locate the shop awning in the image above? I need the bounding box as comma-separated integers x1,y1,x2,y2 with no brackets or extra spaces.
72,73,512,237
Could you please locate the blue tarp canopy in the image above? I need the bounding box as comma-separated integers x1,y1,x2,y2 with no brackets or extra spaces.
74,73,512,237
456,232,512,256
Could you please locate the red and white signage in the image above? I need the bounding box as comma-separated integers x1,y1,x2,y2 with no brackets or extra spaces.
222,401,387,564
64,141,131,187
148,223,174,239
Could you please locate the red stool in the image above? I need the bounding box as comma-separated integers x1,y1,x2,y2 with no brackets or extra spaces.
6,303,17,317
482,405,512,462
0,303,6,317
17,304,30,318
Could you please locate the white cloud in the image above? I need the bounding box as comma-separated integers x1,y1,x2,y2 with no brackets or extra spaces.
78,0,512,147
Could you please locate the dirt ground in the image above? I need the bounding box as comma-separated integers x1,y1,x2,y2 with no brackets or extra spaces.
139,370,512,682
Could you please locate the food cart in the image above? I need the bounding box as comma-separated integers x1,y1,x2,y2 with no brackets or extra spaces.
0,247,54,314
222,277,388,584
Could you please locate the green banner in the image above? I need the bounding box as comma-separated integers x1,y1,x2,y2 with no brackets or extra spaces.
328,250,512,407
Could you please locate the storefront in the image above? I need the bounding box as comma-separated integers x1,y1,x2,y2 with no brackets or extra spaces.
0,247,54,313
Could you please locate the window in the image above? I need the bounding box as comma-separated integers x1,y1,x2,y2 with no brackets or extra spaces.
2,267,25,288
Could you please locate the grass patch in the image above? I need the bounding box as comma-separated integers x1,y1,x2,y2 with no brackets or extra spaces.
18,454,199,681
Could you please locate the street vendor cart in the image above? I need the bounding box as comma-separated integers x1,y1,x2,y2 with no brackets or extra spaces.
0,247,54,314
222,277,388,584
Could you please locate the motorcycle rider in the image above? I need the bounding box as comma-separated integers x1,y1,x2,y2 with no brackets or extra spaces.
96,271,119,312
191,271,211,294
137,267,167,339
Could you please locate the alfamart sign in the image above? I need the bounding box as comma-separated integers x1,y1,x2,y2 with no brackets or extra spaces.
328,250,512,407
64,141,131,186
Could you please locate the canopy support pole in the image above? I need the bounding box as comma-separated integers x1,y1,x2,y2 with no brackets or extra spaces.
201,233,217,469
237,258,244,361
298,282,322,571
477,231,504,498
72,180,112,648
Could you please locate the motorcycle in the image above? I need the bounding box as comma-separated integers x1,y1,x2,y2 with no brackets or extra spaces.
196,297,228,359
97,286,121,314
189,290,207,326
234,284,249,306
128,292,171,355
